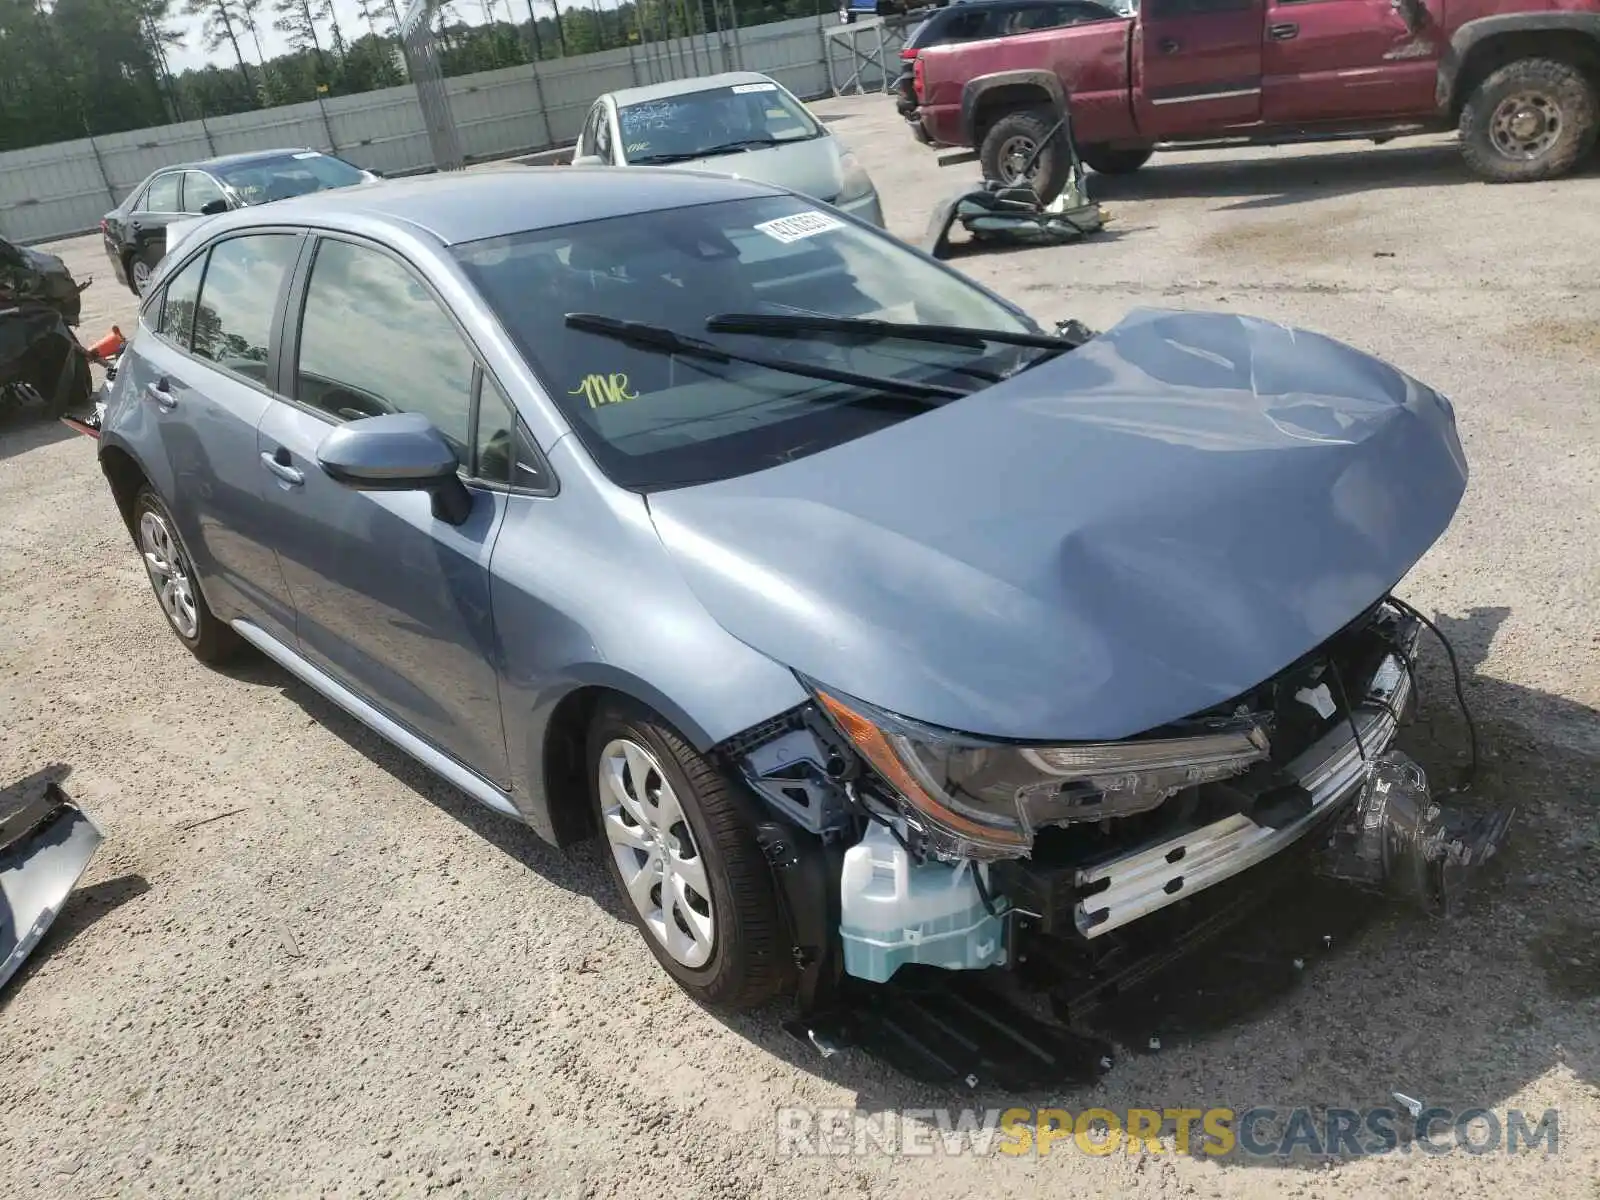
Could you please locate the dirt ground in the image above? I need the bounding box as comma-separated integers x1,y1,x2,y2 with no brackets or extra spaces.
2,93,1598,1198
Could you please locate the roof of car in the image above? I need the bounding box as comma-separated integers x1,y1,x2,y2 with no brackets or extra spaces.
148,148,336,175
604,70,792,108
206,165,787,246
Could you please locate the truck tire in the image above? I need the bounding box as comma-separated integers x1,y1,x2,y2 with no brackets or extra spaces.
978,107,1072,203
1459,58,1599,183
1081,146,1154,176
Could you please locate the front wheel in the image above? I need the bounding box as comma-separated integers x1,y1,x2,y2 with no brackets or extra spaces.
588,698,789,1010
1459,58,1599,183
978,106,1072,203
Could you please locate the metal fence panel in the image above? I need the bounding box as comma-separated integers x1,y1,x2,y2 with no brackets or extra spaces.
0,14,841,244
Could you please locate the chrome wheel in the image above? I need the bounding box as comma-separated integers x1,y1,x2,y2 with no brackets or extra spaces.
1490,91,1562,160
599,737,715,969
138,508,199,640
995,134,1039,185
131,258,152,295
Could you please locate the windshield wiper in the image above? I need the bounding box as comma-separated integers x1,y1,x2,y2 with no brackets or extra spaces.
628,151,716,165
631,138,782,165
563,313,972,401
706,312,1089,352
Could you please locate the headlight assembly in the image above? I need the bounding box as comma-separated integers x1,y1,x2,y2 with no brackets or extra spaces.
813,687,1270,859
836,150,875,204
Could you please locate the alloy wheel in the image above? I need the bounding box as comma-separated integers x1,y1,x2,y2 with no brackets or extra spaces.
996,134,1039,185
138,509,200,640
131,259,152,295
1490,91,1563,160
598,737,716,969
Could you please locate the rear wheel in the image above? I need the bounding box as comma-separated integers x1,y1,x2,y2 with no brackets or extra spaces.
588,698,789,1010
1459,57,1599,183
127,246,161,296
978,106,1071,203
131,486,246,664
1081,145,1154,175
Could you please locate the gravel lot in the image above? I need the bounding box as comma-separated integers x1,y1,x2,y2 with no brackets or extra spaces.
2,93,1597,1198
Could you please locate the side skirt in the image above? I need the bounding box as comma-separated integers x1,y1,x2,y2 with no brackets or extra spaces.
230,619,523,823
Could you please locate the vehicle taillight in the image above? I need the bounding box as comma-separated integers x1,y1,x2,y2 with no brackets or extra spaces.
99,219,107,235
913,55,925,98
900,46,917,60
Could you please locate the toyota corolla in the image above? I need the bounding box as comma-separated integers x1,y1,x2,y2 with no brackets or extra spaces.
93,168,1497,1067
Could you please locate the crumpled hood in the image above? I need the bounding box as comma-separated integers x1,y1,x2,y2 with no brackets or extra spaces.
672,136,847,203
646,308,1468,742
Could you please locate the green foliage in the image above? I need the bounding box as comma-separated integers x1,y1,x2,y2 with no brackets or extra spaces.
0,0,821,151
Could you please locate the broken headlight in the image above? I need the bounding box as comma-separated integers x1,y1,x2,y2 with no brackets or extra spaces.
813,687,1270,859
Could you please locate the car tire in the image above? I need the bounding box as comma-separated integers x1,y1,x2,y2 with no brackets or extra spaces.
127,247,160,297
130,485,246,664
588,697,790,1010
1081,145,1154,175
1459,57,1599,183
978,106,1072,203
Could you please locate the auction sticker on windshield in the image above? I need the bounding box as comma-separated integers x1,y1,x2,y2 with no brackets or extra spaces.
755,212,845,244
732,82,778,93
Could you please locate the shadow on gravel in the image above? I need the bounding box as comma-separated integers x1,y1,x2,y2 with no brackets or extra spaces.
1088,140,1600,212
1,874,152,1003
0,414,73,463
215,658,618,913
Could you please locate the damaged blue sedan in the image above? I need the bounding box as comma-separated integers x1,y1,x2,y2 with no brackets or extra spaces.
93,168,1504,1073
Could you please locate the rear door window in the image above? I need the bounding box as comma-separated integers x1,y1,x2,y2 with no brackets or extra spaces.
155,253,205,346
141,173,181,213
189,234,300,384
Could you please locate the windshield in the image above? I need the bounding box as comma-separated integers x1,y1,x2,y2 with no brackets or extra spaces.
454,194,1037,490
216,152,367,205
618,83,823,164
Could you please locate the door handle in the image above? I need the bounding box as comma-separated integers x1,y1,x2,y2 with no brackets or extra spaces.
1268,21,1298,39
144,381,176,411
260,450,305,487
1157,36,1181,53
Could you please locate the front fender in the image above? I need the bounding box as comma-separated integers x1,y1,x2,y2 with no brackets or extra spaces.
961,71,1065,143
1438,13,1600,110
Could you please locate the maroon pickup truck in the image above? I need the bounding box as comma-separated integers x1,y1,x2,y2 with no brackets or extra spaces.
910,0,1600,196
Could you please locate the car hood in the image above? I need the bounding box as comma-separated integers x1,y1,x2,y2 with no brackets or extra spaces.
667,136,849,203
645,307,1469,742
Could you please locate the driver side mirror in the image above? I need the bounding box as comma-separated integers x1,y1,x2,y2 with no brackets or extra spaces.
199,198,229,216
316,413,474,526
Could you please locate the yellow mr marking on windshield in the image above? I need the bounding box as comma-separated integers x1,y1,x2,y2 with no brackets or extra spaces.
570,373,640,409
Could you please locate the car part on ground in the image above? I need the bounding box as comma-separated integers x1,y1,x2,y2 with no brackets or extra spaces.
95,170,1506,1062
1,769,105,993
909,2,1600,184
59,326,124,440
923,104,1109,255
1,238,94,422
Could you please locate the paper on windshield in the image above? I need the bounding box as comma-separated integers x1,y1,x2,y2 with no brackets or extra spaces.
731,82,778,93
755,211,845,244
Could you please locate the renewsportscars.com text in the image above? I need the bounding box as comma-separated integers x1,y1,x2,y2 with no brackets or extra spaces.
775,1105,1560,1160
